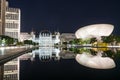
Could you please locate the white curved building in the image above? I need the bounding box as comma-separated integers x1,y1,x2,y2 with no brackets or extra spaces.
75,24,114,40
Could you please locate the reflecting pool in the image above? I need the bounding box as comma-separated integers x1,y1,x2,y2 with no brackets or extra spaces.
0,47,120,80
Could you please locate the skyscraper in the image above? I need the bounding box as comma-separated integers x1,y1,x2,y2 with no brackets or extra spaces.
0,0,21,40
0,0,6,35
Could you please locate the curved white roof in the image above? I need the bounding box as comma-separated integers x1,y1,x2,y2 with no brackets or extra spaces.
75,24,114,39
75,53,116,69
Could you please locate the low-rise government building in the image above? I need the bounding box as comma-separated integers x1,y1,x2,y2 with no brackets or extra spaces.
20,30,61,47
32,30,60,46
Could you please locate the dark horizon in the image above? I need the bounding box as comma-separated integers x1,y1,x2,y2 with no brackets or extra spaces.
8,0,120,34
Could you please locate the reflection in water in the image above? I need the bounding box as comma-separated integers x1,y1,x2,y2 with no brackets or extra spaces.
75,51,116,69
0,47,120,80
33,47,60,61
0,59,19,80
19,47,118,69
0,48,10,56
0,48,5,55
3,58,19,80
74,47,120,69
19,47,61,62
69,47,120,69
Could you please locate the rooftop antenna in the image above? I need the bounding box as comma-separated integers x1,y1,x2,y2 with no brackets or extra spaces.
31,27,35,34
56,26,59,32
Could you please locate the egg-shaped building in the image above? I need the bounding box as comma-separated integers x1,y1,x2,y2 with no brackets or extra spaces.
75,24,114,40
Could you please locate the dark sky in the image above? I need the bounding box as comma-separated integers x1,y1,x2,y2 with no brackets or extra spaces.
8,0,120,34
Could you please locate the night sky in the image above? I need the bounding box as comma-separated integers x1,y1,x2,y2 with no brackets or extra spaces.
8,0,120,34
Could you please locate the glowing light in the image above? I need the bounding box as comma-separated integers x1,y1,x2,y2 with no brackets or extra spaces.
75,24,114,39
75,52,116,69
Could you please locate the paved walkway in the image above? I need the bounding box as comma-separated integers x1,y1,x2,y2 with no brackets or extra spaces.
0,46,38,65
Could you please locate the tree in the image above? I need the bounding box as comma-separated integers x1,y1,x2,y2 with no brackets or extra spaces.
24,40,33,45
0,35,17,46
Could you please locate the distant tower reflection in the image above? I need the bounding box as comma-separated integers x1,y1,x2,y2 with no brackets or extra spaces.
32,47,60,62
19,47,61,62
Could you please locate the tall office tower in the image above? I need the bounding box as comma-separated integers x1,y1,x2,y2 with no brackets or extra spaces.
0,0,6,35
0,0,21,40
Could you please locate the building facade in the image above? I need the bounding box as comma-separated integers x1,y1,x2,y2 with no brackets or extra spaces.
39,30,53,46
20,32,32,42
60,33,76,43
0,0,21,40
5,7,21,40
0,0,6,35
32,30,60,46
